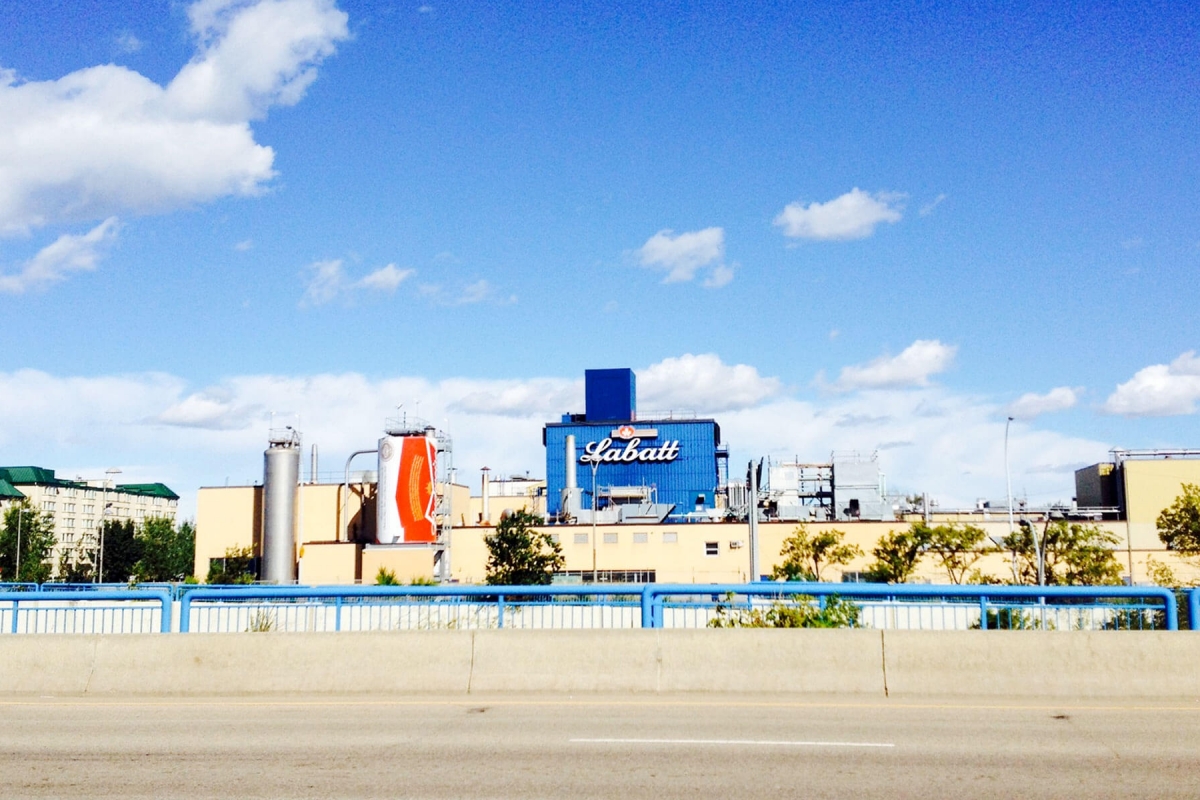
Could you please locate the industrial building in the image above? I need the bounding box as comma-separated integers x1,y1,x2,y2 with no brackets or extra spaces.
0,466,179,574
191,370,1200,587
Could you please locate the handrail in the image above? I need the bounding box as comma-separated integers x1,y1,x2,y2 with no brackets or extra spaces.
0,589,173,633
644,582,1180,631
179,584,654,632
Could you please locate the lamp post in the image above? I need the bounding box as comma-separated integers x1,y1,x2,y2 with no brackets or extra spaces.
14,505,25,583
1003,417,1018,582
590,460,599,584
97,468,121,584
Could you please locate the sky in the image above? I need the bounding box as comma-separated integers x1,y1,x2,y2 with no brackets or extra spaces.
1,0,1198,518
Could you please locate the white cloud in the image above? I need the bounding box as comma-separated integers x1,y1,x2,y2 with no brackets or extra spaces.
234,239,253,251
1006,387,1080,420
0,0,348,235
919,193,946,217
0,217,119,293
355,263,414,292
300,259,416,305
636,227,725,283
638,354,781,414
299,258,346,306
1102,352,1200,417
0,363,1112,519
702,263,735,288
116,32,144,54
774,188,903,241
828,340,957,392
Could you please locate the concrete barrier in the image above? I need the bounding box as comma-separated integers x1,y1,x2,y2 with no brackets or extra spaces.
1,630,1198,697
657,629,885,694
883,630,1200,699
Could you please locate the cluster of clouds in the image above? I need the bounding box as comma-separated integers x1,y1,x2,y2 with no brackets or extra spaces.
0,0,349,292
635,187,914,289
12,342,1198,519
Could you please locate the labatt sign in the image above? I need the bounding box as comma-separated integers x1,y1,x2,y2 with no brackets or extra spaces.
579,425,680,464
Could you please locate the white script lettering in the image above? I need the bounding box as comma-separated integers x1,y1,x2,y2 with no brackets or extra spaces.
579,437,680,464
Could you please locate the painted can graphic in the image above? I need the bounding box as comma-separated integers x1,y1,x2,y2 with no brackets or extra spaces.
377,434,437,543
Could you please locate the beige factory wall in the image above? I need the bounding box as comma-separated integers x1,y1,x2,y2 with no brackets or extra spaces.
362,545,437,584
298,542,361,584
198,483,1200,586
1122,459,1200,558
193,486,260,580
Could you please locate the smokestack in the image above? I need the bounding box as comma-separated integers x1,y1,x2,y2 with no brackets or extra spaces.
565,435,577,490
310,444,319,484
481,467,491,525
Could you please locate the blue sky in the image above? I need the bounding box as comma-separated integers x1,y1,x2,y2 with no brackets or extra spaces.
1,0,1198,515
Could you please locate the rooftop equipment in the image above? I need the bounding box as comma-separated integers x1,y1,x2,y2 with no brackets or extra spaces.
262,427,301,584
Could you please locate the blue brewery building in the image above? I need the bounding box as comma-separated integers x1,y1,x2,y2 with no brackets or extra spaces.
543,369,728,523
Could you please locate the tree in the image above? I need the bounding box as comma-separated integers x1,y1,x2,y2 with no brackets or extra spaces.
206,545,257,584
863,525,931,583
134,517,195,582
484,510,563,585
0,502,56,583
1157,483,1200,556
771,524,863,582
56,544,94,583
1002,520,1123,586
98,519,142,583
923,523,992,584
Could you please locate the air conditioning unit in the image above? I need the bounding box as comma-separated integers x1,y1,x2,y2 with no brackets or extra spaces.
729,540,744,549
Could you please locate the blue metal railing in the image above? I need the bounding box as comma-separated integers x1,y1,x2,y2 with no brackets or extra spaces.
643,583,1180,631
179,584,652,632
0,583,1190,633
0,589,172,633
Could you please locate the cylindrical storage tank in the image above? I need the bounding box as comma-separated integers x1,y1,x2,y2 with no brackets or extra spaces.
564,435,577,490
262,442,300,584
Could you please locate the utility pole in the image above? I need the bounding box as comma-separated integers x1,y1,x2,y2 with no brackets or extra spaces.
747,460,760,583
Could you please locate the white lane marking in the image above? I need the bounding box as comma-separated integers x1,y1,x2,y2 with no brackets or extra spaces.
570,738,894,748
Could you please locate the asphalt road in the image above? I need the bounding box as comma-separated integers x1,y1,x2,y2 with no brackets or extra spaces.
1,693,1198,799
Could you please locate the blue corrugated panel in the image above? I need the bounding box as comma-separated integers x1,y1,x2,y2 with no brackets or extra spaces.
544,418,720,519
584,368,636,422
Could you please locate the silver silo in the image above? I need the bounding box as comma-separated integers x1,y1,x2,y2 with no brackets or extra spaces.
262,427,301,584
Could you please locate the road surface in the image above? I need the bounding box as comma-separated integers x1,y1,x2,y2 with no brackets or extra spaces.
0,693,1197,798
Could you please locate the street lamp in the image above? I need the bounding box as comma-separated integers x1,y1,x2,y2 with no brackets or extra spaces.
14,504,26,582
97,468,121,584
590,460,599,584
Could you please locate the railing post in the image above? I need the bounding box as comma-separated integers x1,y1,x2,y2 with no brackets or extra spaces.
1161,588,1178,631
335,595,343,632
159,592,172,633
653,595,664,629
10,599,18,634
498,595,505,629
979,595,989,630
641,586,654,629
179,592,192,633
1190,589,1200,632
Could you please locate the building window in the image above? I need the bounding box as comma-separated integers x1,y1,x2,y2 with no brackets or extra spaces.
65,518,75,528
603,532,618,544
65,488,76,497
663,532,678,544
704,541,719,556
573,532,588,545
633,532,648,544
64,503,75,512
42,501,55,511
548,533,560,544
84,505,94,515
154,497,163,506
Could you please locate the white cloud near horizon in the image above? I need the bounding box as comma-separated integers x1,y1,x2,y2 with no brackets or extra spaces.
1006,386,1080,420
0,217,119,293
1102,352,1200,417
774,188,903,241
0,0,348,236
827,340,957,392
0,358,1110,518
635,227,729,285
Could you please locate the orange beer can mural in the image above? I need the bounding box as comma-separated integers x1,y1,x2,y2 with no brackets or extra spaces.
376,433,437,543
